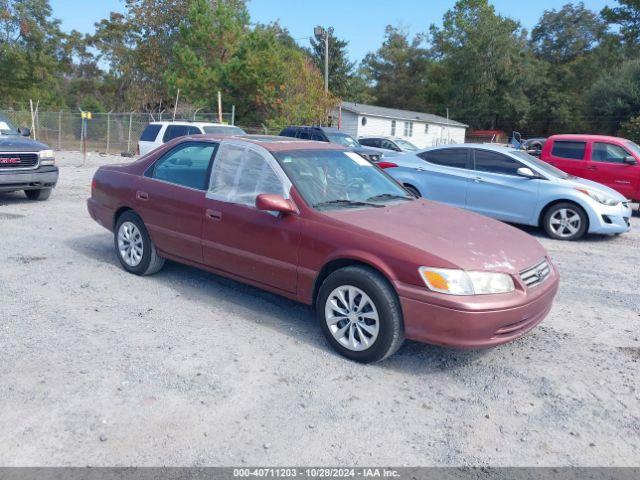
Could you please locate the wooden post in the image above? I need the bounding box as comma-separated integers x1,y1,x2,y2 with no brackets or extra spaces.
217,91,223,123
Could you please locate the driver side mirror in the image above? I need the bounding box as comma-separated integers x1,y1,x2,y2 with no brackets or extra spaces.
256,194,298,215
623,156,637,165
517,167,538,178
18,127,31,137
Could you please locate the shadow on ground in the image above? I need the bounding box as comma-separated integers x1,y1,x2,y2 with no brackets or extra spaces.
65,232,495,372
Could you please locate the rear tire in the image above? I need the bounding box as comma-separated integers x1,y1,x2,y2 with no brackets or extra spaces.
316,265,404,363
114,211,165,275
24,188,52,201
404,184,421,198
542,202,588,240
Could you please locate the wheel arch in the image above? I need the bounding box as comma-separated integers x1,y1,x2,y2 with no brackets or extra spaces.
113,206,135,230
538,198,590,231
312,257,397,307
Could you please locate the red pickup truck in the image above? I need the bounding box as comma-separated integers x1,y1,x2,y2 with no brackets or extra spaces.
539,134,640,203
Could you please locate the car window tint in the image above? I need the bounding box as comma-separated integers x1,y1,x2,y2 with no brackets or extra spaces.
208,144,286,207
418,149,469,169
140,124,162,142
551,141,586,160
187,126,201,135
381,140,396,150
474,150,522,175
151,142,216,189
296,130,311,140
592,142,630,163
311,133,325,141
162,125,190,143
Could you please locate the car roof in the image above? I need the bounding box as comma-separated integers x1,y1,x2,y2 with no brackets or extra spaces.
197,134,346,152
422,143,517,154
548,134,630,143
149,121,236,128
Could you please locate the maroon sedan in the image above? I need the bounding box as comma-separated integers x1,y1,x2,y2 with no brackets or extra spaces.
88,135,559,362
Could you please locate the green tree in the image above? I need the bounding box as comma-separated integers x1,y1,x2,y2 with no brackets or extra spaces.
309,30,356,99
602,0,640,46
361,26,431,111
428,0,531,130
585,59,640,135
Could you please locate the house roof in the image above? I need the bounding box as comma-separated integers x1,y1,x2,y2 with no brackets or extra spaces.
339,102,468,128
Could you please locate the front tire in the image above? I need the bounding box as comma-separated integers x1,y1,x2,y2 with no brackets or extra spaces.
24,188,52,201
316,266,404,363
542,202,588,240
114,211,165,275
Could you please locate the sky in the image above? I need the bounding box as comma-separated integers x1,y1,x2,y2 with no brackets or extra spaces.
49,0,614,62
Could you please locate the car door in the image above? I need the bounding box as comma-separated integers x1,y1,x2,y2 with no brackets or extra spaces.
590,141,638,198
135,141,218,263
414,148,473,208
202,141,300,294
546,140,588,178
465,149,540,224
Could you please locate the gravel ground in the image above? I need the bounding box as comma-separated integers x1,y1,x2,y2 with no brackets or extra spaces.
0,151,638,467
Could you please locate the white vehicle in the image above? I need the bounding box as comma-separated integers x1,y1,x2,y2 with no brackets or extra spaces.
138,121,246,156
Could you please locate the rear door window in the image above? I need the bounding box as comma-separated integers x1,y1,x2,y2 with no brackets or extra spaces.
592,142,630,164
296,129,312,140
417,149,470,169
148,142,217,190
474,150,522,176
162,125,191,143
551,141,586,160
140,124,162,142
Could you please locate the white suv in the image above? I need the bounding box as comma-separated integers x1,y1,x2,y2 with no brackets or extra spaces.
138,121,246,156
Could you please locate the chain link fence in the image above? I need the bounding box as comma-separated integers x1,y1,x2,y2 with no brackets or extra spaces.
1,109,235,154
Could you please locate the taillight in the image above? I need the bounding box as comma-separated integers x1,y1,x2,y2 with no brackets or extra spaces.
91,178,97,191
377,161,398,169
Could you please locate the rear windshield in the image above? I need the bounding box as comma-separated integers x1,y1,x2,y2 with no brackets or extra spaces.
202,125,246,135
140,124,162,142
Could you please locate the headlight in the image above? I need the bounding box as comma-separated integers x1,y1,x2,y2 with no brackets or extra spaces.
575,188,619,206
419,267,515,295
38,149,55,165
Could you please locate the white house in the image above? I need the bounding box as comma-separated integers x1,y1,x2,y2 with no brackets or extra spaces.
331,102,467,148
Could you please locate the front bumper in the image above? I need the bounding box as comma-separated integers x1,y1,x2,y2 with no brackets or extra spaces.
395,264,559,349
586,201,632,234
0,166,58,192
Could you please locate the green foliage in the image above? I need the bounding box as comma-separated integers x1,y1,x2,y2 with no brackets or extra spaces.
602,0,640,47
619,115,640,142
309,30,356,100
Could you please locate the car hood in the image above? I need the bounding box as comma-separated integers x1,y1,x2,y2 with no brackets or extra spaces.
322,199,548,274
556,175,629,201
0,135,50,152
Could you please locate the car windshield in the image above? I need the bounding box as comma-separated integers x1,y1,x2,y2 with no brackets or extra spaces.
325,132,361,148
624,140,640,157
202,125,246,135
274,149,413,210
0,114,18,135
395,139,418,151
511,150,571,179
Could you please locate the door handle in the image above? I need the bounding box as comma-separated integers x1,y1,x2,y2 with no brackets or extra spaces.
473,177,485,183
205,209,222,221
136,191,148,201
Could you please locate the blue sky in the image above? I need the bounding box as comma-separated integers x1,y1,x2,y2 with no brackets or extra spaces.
49,0,613,62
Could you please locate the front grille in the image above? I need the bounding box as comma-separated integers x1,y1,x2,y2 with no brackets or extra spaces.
0,153,38,169
519,259,552,289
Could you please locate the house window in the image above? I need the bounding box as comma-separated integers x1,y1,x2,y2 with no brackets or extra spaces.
391,120,396,136
361,117,367,126
404,121,413,137
425,124,429,134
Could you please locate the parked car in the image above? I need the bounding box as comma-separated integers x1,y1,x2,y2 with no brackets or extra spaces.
138,121,246,156
359,136,419,152
0,113,58,200
539,134,640,204
279,126,390,163
88,135,558,362
383,144,631,241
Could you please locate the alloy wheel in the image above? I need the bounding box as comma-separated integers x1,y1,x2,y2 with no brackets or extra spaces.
117,221,144,267
549,208,582,238
324,285,380,352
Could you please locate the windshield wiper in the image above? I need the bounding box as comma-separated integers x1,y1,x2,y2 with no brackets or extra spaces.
366,193,413,202
313,199,384,209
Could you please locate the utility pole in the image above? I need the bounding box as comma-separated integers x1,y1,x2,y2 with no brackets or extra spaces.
314,26,334,93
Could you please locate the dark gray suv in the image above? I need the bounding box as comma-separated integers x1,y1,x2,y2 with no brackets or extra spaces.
0,114,58,200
